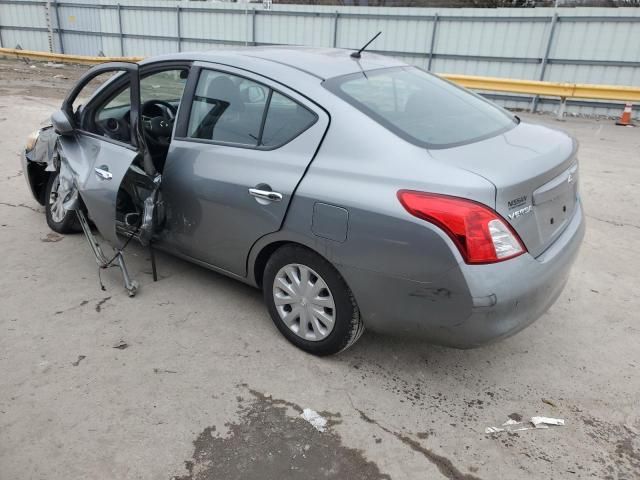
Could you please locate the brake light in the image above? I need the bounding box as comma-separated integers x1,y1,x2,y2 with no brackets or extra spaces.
397,190,525,264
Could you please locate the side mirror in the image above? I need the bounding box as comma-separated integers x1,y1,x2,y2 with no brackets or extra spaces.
51,109,74,136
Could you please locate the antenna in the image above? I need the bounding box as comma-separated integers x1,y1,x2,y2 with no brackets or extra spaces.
350,31,382,59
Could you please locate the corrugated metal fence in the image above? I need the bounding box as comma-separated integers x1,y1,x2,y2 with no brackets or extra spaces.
0,0,639,117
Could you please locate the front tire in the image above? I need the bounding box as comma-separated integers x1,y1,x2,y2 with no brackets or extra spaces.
45,171,79,233
263,245,364,356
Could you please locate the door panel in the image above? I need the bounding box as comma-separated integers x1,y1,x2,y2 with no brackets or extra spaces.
161,66,329,276
58,135,139,247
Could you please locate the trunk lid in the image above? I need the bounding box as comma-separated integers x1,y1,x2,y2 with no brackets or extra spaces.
428,122,578,257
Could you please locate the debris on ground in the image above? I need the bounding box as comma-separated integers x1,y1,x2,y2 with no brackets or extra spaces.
541,398,557,407
485,416,565,434
300,408,328,432
113,341,129,350
485,426,506,434
532,416,565,427
95,297,111,313
53,74,68,79
153,368,177,374
71,355,86,366
41,232,63,242
38,360,51,373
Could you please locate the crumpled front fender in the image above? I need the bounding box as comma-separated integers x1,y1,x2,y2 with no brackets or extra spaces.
25,126,59,170
23,125,60,204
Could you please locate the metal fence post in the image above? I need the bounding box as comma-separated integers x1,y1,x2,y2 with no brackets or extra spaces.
532,12,558,113
427,13,438,71
176,5,181,52
332,11,338,48
53,0,64,54
252,8,257,46
117,3,125,56
45,0,54,53
244,5,248,46
556,96,567,121
0,7,4,48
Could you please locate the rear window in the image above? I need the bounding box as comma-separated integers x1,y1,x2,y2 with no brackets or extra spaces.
323,67,516,149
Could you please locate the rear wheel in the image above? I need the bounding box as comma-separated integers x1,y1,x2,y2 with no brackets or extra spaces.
45,171,79,233
263,245,364,356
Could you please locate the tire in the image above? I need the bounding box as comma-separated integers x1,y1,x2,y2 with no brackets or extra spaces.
263,245,364,356
45,171,80,234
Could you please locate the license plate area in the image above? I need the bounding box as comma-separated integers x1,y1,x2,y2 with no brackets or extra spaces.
533,163,578,243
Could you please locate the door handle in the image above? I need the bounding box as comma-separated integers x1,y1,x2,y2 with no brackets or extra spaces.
248,188,283,202
94,167,113,181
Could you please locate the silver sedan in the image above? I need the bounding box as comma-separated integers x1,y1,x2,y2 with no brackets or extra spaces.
22,47,585,355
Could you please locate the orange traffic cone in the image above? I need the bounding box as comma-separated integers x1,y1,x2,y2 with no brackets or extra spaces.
616,103,634,126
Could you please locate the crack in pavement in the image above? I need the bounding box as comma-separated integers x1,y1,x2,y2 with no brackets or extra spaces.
0,201,42,213
586,214,640,230
348,396,481,480
4,171,23,180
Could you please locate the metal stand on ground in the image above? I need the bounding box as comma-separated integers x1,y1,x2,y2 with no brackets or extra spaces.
149,243,158,282
76,209,139,297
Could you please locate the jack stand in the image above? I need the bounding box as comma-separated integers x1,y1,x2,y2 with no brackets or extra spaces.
76,209,139,297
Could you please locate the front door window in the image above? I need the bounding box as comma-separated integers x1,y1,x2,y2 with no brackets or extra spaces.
93,68,188,147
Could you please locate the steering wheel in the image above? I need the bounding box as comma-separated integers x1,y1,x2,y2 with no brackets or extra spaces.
141,100,178,148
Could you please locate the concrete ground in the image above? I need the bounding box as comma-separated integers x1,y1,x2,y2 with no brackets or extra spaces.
0,59,639,480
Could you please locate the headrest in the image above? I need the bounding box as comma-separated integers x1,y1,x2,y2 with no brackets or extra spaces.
206,75,244,112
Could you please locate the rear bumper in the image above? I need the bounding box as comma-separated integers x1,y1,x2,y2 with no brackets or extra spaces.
449,200,585,347
342,200,585,348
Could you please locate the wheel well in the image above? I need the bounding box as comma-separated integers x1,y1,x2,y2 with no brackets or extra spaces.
253,240,339,288
28,162,52,206
253,241,290,288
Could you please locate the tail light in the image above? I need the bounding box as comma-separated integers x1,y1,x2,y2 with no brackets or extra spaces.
397,190,525,264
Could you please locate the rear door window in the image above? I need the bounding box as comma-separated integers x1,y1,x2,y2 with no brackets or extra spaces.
186,69,317,149
187,70,269,146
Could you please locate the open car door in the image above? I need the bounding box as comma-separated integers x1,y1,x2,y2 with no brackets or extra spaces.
55,62,156,248
52,62,158,295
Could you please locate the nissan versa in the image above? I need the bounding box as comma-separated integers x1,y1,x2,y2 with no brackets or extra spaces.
22,47,585,355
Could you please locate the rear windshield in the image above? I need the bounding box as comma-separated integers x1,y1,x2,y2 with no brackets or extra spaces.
323,66,516,149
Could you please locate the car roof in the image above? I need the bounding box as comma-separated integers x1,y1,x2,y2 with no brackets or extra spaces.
150,46,406,81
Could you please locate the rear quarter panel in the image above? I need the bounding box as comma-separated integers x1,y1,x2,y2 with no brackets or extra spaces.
250,94,498,335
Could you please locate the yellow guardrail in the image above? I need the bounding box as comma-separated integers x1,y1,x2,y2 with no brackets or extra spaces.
0,47,142,66
442,74,640,103
2,47,639,104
